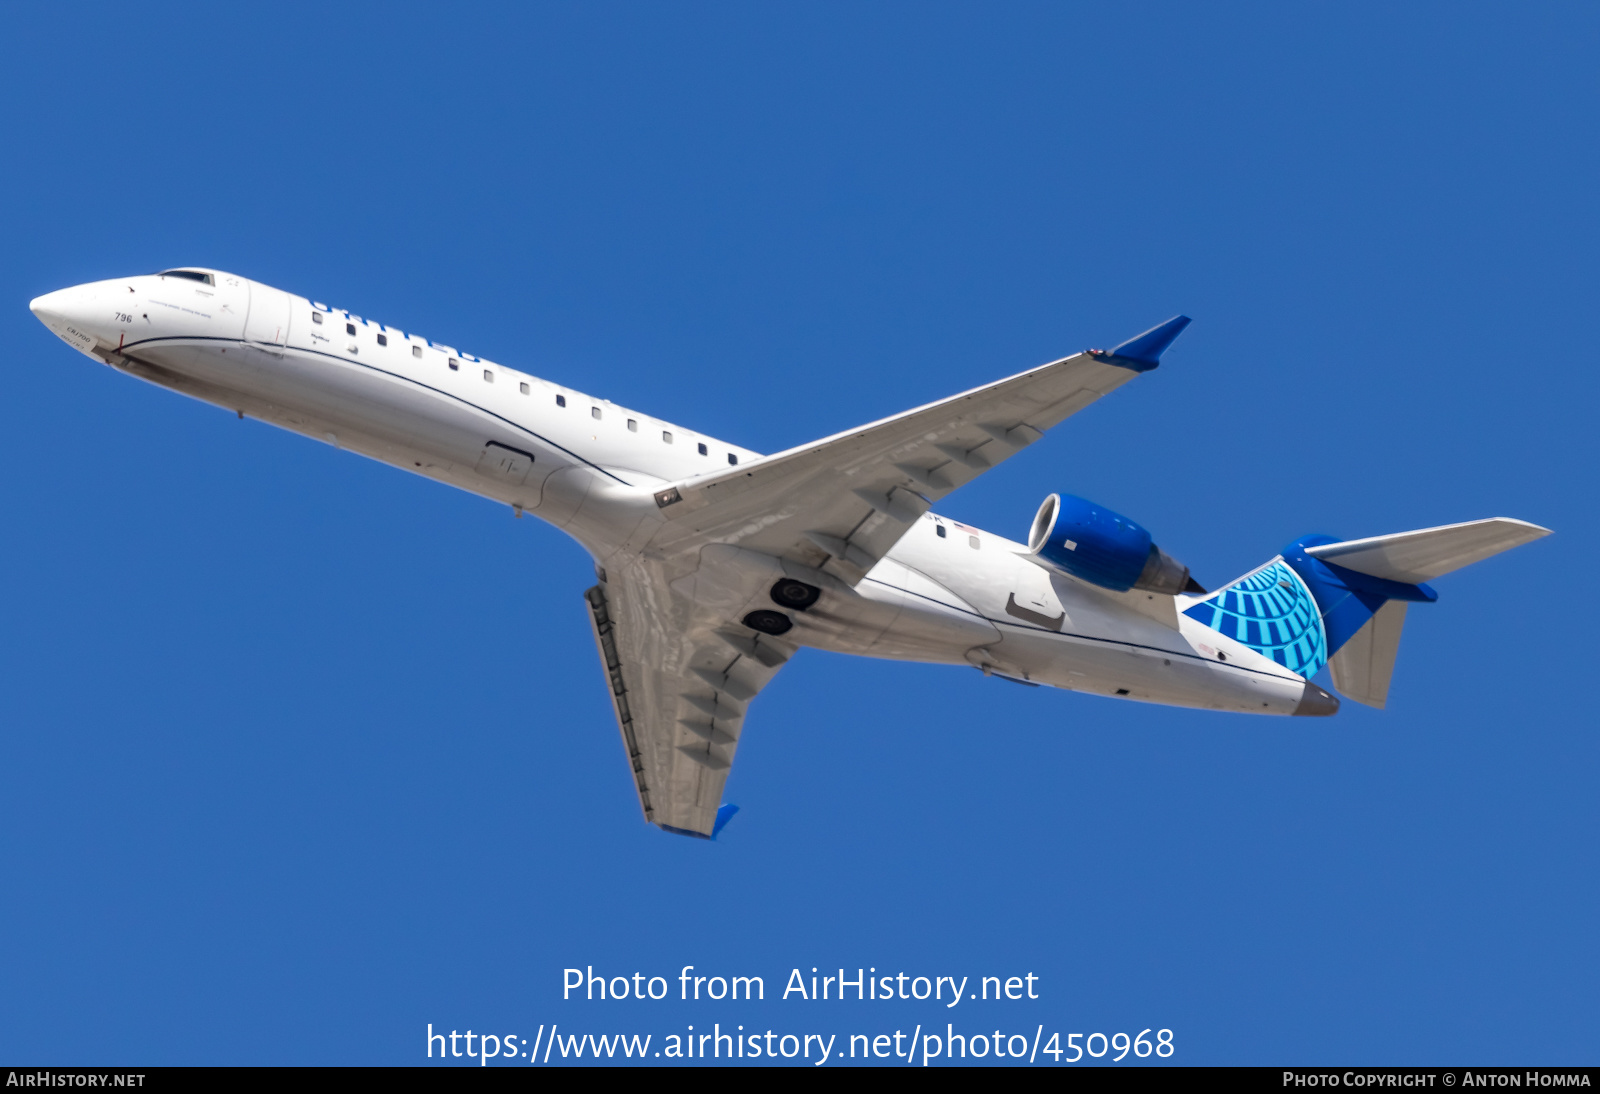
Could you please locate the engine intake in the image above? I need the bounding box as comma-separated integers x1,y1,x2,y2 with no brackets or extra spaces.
1027,493,1194,595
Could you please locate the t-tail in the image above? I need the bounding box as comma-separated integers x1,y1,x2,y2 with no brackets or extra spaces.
1182,518,1551,711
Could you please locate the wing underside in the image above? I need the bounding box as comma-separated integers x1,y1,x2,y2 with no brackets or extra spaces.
585,572,794,837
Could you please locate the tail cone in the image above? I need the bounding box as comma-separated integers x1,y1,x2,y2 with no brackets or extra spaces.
1293,681,1340,717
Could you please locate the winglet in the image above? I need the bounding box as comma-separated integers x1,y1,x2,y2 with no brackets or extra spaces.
1099,315,1191,372
712,803,740,839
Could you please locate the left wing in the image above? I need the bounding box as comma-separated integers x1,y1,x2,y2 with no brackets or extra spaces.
647,319,1188,584
584,568,794,838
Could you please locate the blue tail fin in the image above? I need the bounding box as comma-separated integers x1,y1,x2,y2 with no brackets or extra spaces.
1182,535,1437,680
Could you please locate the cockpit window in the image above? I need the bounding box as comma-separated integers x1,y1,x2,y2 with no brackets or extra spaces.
157,269,214,285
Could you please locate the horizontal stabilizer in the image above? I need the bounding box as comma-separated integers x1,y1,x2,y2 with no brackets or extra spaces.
1304,518,1550,584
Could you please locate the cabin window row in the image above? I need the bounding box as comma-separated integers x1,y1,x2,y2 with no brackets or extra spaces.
315,309,471,368
310,307,738,465
549,400,736,461
933,523,979,548
314,311,434,363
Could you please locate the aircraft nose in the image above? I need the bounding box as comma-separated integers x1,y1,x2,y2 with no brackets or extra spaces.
30,283,100,325
30,283,108,358
29,287,73,321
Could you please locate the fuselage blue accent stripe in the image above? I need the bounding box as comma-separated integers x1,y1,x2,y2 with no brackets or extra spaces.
861,576,1301,684
119,335,633,486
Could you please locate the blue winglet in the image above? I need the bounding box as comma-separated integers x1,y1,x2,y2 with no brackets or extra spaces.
712,803,740,839
1102,315,1191,371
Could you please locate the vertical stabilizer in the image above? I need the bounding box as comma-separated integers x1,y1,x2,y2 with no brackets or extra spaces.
1187,516,1548,709
1327,600,1408,708
1185,537,1434,684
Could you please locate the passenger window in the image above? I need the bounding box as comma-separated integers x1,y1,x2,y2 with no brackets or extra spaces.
662,431,672,443
969,535,980,549
520,382,529,394
483,370,493,382
346,323,356,336
556,394,566,407
627,419,637,432
591,407,602,420
697,442,708,456
936,524,946,538
727,453,738,465
311,312,323,325
412,345,422,358
377,333,388,347
448,358,459,371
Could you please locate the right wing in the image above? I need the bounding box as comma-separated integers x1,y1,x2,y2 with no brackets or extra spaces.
584,568,794,838
647,319,1188,584
583,319,1189,835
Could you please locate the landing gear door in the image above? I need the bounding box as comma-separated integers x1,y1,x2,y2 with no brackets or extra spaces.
243,280,292,352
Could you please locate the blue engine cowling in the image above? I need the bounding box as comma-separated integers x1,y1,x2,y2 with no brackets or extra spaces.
1027,493,1193,595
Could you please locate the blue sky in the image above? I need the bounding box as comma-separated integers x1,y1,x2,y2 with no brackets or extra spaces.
1,2,1595,1066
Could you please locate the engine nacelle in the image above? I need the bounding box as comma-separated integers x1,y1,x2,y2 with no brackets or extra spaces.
1027,493,1193,595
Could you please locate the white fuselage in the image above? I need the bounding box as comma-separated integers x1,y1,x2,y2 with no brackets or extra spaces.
30,269,1323,717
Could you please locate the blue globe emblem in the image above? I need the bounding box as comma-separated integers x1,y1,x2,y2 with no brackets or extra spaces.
1182,559,1327,678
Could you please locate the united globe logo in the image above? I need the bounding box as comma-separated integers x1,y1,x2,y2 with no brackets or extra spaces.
1183,559,1327,678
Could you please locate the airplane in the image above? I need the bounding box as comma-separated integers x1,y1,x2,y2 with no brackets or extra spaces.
29,268,1551,839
